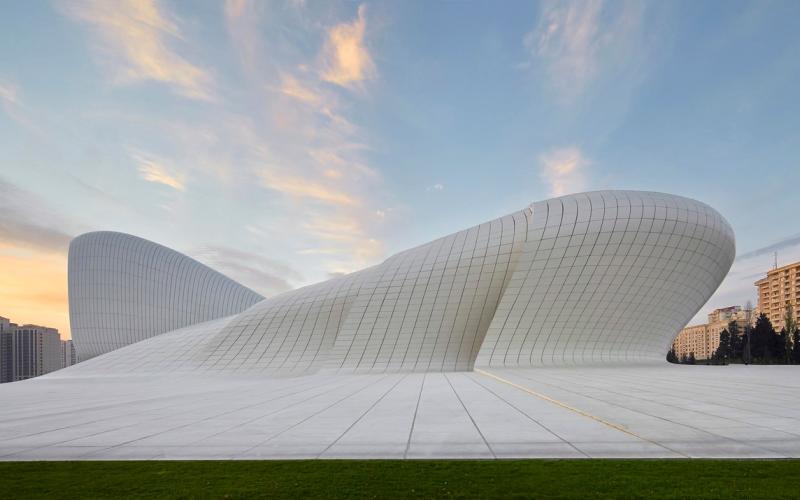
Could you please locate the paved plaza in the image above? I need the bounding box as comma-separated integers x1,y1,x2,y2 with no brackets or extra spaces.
1,365,798,460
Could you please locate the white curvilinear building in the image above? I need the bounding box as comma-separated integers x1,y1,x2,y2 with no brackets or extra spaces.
3,190,799,460
67,190,735,374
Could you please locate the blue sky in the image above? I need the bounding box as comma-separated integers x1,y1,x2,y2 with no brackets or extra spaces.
1,0,799,336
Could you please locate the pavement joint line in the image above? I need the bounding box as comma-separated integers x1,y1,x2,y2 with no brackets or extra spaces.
474,368,689,458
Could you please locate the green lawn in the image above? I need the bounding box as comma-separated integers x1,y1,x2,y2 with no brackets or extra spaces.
1,460,799,499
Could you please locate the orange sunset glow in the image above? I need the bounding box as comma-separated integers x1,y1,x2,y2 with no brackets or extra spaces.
0,246,70,338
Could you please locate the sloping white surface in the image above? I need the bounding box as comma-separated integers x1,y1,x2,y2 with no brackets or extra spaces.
1,366,798,460
477,191,734,366
66,191,735,374
69,232,263,360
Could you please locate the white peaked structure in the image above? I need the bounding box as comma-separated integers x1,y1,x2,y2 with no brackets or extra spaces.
68,190,735,375
68,232,264,360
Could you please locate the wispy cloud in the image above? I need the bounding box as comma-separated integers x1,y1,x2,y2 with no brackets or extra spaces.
0,82,21,107
426,183,444,192
737,233,800,261
258,171,358,207
192,245,302,297
0,252,70,337
224,0,248,19
523,0,645,102
689,234,800,325
320,4,376,89
302,212,384,274
538,147,588,197
0,179,77,336
0,79,41,132
0,178,76,254
62,0,214,100
217,2,387,275
279,73,322,105
134,153,186,191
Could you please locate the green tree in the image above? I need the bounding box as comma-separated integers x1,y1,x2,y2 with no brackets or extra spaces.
687,352,696,365
784,304,796,364
743,324,752,364
793,329,800,364
714,329,731,364
666,347,679,364
728,321,743,362
775,330,787,363
751,313,776,362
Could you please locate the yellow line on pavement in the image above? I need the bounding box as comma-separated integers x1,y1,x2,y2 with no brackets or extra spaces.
474,368,686,456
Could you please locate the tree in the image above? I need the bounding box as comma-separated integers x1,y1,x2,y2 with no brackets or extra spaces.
687,352,696,365
666,347,679,364
751,313,776,363
714,329,731,365
793,328,800,364
784,304,797,364
775,330,787,363
743,301,754,364
743,324,752,364
728,321,743,362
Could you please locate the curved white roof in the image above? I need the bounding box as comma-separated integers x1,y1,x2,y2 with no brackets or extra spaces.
66,190,734,375
68,231,264,361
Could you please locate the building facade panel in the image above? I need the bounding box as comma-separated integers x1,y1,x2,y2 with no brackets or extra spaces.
324,209,528,372
68,231,264,361
475,191,735,366
62,190,735,376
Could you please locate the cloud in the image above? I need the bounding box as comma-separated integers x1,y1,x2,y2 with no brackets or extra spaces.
191,245,302,297
0,80,24,124
224,0,248,19
302,212,384,274
0,79,41,132
280,74,322,105
0,178,76,254
134,153,186,191
258,171,359,207
220,1,388,275
0,252,70,337
426,183,444,192
688,234,800,325
538,147,588,197
320,4,376,89
0,82,21,107
523,0,645,101
737,233,800,261
0,180,75,334
62,0,214,100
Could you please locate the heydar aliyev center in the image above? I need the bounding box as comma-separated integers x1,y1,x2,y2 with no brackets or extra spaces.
2,190,800,460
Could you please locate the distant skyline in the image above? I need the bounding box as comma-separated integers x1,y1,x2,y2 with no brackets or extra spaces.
1,0,799,337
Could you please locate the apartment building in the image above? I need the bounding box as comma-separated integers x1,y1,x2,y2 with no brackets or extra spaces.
672,306,755,360
755,261,800,331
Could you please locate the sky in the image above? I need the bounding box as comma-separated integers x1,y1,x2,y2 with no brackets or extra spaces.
1,0,799,338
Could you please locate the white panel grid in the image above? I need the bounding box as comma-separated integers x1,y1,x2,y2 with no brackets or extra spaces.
68,232,264,361
475,191,735,367
64,190,734,376
60,317,234,375
324,209,527,373
196,268,373,375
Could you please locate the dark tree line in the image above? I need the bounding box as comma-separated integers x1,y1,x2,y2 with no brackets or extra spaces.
669,307,800,365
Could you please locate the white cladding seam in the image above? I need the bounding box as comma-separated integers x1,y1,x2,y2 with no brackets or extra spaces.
58,317,234,375
68,232,264,361
64,191,734,375
324,208,529,373
476,191,735,366
195,269,371,374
